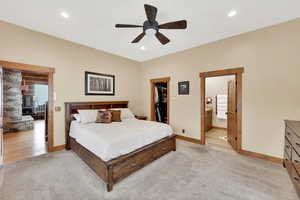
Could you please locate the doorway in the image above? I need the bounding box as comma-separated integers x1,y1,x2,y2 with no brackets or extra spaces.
150,77,170,124
200,68,244,152
204,75,236,151
0,60,54,164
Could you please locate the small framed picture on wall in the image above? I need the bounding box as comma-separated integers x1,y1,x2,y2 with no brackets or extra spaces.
85,71,115,95
178,81,189,95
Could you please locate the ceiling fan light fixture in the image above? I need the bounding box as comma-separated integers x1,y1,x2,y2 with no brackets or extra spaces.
145,28,157,36
115,4,187,45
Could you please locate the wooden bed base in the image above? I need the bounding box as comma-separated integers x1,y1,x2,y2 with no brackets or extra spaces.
65,101,176,192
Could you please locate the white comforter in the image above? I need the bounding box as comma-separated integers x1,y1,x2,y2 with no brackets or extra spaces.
69,118,173,161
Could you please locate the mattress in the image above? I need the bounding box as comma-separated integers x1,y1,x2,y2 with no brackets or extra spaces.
69,118,173,161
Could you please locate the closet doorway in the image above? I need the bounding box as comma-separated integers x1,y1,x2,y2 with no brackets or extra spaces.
199,68,244,153
150,77,170,124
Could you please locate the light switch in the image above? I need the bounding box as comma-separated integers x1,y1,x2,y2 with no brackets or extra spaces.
55,106,61,112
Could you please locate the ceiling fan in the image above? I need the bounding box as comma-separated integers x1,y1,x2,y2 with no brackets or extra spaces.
115,4,187,45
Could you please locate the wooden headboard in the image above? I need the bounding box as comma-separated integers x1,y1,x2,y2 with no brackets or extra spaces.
65,101,128,149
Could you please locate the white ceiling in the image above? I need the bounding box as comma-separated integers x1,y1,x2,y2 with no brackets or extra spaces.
0,0,300,62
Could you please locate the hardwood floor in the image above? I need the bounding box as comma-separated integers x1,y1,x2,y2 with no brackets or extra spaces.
205,128,233,152
3,120,47,163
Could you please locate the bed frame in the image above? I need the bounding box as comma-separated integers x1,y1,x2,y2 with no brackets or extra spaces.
65,101,176,192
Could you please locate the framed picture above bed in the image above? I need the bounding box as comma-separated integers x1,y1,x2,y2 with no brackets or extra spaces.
85,71,115,95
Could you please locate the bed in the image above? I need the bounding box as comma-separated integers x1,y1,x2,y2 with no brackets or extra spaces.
65,101,176,192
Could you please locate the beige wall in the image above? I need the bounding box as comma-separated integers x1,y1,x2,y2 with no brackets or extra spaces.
1,18,300,159
206,75,235,128
140,18,300,158
0,21,142,147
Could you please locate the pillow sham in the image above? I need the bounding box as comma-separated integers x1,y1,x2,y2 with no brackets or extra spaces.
110,110,122,122
78,109,99,124
95,110,112,123
110,108,135,120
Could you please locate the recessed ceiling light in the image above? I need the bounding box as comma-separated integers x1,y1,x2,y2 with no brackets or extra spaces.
227,10,237,18
140,46,146,51
60,11,70,19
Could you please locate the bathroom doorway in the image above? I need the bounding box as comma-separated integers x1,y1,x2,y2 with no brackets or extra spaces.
200,68,244,152
204,75,236,151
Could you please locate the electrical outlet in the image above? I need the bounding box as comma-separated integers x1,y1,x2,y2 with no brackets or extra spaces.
182,129,185,134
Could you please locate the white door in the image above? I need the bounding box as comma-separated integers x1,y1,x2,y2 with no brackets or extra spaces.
0,67,3,165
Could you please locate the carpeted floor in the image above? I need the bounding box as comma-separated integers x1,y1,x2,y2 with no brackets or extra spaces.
0,140,297,200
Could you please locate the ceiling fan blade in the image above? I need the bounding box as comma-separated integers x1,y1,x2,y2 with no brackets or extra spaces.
144,4,157,22
131,32,146,43
115,24,142,28
158,20,187,29
155,32,170,45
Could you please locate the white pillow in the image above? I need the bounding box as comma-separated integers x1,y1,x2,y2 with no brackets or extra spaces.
111,108,135,119
78,110,99,124
73,114,81,122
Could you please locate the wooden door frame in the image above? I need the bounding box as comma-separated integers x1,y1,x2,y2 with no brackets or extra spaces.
199,67,244,152
150,77,170,124
0,60,55,152
0,68,3,165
